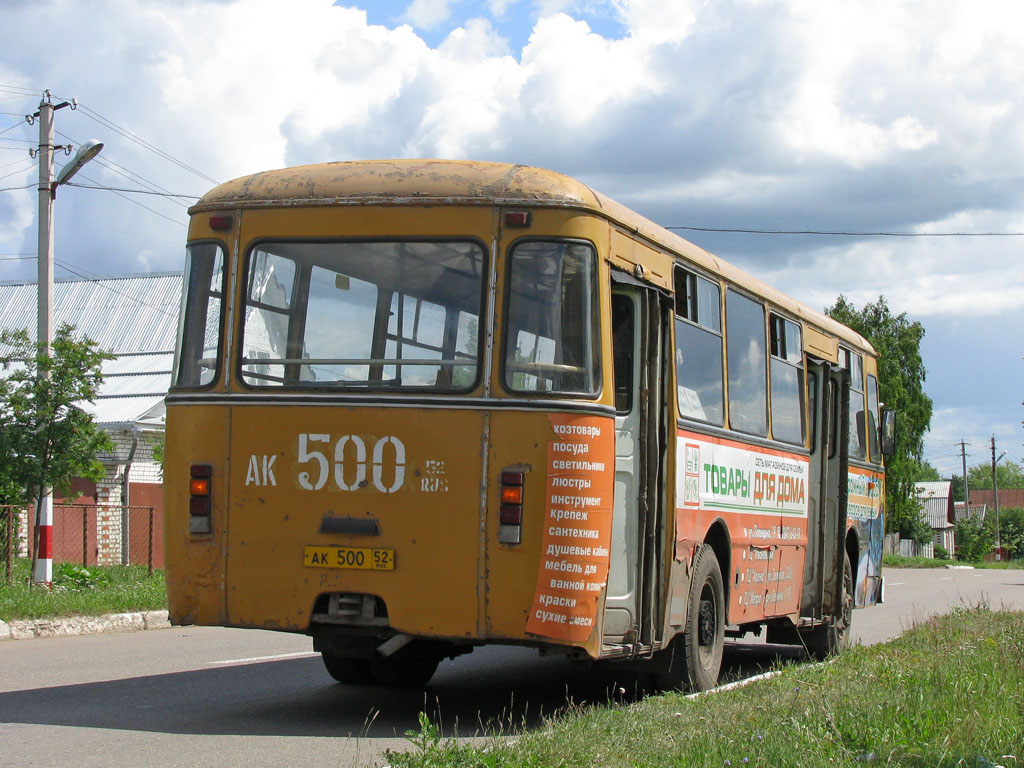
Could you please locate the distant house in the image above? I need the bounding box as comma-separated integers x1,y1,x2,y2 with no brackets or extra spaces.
969,488,1024,510
953,500,987,522
915,481,955,556
0,273,181,565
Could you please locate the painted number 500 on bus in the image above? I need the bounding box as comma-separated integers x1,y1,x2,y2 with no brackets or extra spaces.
296,433,406,494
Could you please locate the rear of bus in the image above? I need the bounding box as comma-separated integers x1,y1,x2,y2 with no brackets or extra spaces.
165,161,618,685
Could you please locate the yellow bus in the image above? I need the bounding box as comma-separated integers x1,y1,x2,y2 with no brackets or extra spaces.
166,160,891,690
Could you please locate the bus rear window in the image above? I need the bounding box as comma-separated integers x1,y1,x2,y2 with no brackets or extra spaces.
504,241,600,396
174,242,225,388
240,241,484,391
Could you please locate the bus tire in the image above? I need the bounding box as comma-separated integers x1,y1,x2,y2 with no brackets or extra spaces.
655,544,725,692
684,544,726,691
321,652,375,685
804,552,853,660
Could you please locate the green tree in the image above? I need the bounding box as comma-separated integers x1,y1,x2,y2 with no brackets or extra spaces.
826,295,933,541
951,474,965,503
967,460,1024,492
954,516,992,562
911,459,941,482
955,507,1024,561
0,325,114,574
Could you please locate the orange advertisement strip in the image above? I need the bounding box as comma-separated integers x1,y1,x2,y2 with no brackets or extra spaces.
525,413,614,643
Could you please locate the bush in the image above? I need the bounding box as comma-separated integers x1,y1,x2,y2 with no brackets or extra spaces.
996,507,1024,560
956,508,1024,562
934,544,949,560
955,517,992,562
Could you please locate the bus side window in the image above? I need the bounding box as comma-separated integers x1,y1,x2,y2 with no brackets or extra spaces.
842,348,867,460
769,314,806,445
611,293,634,413
725,289,767,436
504,241,600,396
673,266,724,426
866,374,881,463
808,370,818,451
174,242,225,388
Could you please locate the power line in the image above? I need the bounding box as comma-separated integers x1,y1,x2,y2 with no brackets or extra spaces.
65,181,199,199
0,120,28,138
0,160,37,182
55,129,197,207
92,156,192,207
75,171,187,228
74,103,219,186
666,225,1024,237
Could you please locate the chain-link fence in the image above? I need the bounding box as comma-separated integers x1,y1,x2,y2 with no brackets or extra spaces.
2,505,20,584
2,503,162,581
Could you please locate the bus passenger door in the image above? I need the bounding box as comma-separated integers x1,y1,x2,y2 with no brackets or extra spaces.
801,362,843,619
604,283,667,651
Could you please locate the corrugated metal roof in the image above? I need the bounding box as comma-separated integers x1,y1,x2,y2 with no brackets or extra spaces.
1,274,181,428
0,273,182,354
83,395,166,428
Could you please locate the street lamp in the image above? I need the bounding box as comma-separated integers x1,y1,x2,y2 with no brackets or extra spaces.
28,91,103,585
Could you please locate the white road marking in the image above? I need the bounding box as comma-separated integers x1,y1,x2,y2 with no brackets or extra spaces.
208,651,319,665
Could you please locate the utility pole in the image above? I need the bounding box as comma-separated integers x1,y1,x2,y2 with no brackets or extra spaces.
957,439,969,511
991,436,1007,562
30,93,63,587
26,91,101,586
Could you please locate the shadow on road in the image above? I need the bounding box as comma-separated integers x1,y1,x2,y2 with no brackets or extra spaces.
0,640,805,740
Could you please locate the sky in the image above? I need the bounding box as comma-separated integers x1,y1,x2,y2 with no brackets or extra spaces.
0,0,1021,479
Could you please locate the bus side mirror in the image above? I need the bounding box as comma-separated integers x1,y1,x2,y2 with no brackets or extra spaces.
880,408,896,456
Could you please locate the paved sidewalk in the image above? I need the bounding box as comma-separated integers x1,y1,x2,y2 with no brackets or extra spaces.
0,610,170,641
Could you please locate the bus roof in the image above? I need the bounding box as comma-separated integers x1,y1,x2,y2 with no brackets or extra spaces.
191,159,873,356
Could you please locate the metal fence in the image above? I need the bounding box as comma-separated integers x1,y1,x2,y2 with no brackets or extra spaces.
2,503,163,581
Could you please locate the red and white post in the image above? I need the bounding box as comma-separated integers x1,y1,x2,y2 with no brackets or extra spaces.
33,495,53,585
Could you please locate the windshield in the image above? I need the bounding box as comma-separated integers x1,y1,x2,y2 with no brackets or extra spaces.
240,240,485,391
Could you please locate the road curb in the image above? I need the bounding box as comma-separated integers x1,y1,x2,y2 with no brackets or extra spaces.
0,610,170,641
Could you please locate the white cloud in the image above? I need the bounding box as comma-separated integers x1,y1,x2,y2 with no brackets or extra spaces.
402,0,455,30
2,0,1023,478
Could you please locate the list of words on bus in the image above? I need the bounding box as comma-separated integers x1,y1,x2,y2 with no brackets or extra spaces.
525,414,614,643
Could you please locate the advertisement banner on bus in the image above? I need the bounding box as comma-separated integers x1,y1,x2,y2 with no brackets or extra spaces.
525,413,615,642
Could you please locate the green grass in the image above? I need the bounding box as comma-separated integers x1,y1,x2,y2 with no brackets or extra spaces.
884,553,1024,569
385,606,1024,768
0,558,167,622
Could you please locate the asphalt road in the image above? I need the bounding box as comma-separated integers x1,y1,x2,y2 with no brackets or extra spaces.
1,566,1022,768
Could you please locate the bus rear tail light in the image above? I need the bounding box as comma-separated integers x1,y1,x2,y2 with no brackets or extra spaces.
504,211,531,228
189,464,213,535
498,470,524,544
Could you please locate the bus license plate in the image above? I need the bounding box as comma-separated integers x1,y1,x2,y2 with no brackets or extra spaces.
303,546,395,571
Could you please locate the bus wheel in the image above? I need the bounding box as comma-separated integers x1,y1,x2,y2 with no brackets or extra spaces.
655,544,725,692
367,656,441,687
321,652,375,685
805,553,853,660
684,544,726,691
